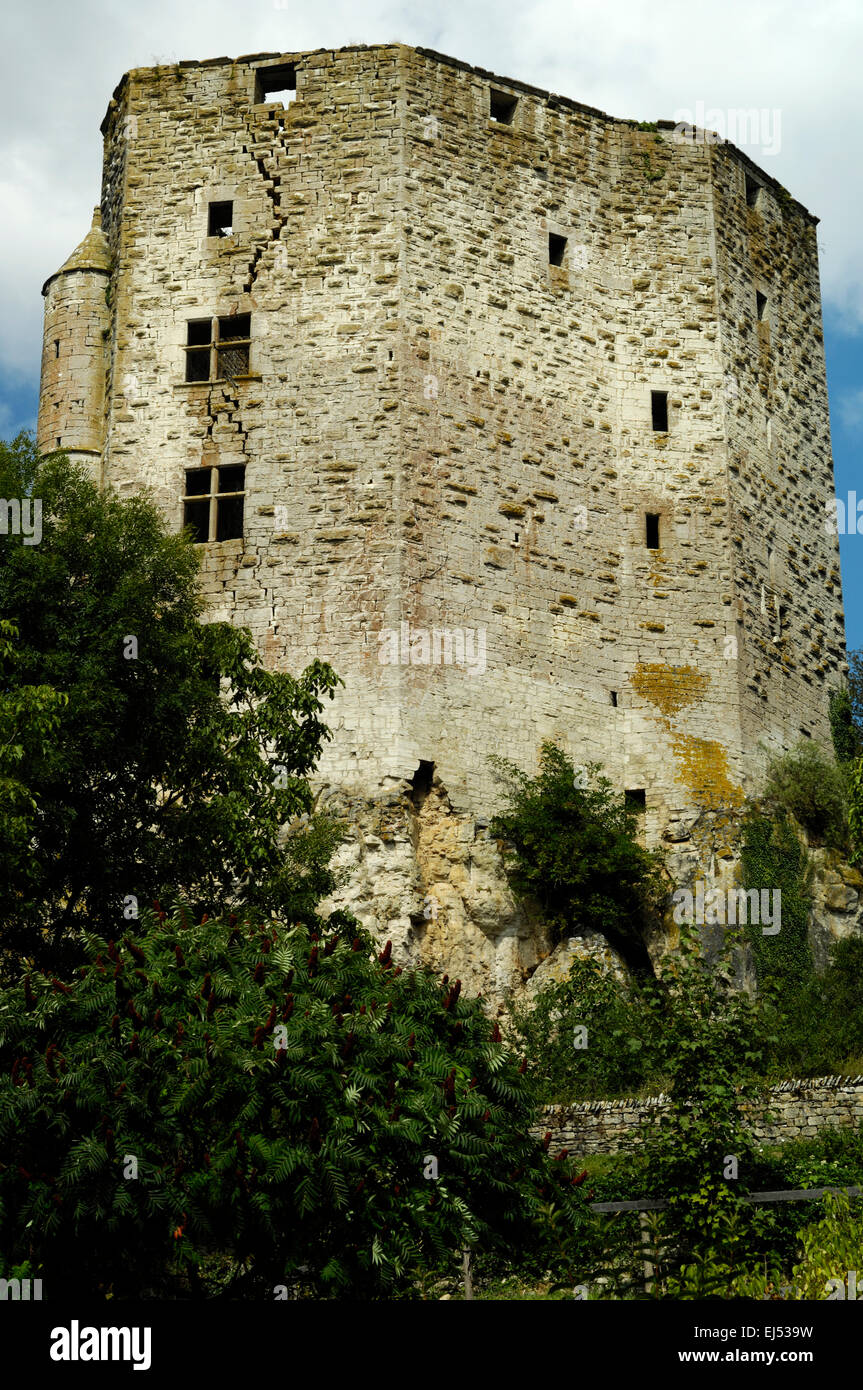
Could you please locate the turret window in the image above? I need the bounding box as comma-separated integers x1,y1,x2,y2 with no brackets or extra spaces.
183,463,246,543
184,315,252,383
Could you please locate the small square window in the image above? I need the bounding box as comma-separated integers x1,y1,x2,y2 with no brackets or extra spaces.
184,469,211,497
218,314,251,341
218,464,246,494
625,788,646,814
756,291,768,321
651,390,668,432
645,513,660,549
187,320,211,346
549,233,567,267
208,201,234,237
255,63,296,106
745,173,762,208
489,89,518,124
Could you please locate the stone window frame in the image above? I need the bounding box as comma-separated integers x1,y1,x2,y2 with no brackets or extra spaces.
183,314,253,384
182,461,246,544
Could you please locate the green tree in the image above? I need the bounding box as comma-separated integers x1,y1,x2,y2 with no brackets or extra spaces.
828,687,861,764
632,925,771,1296
0,435,341,974
509,956,655,1103
0,907,593,1299
490,742,664,975
762,741,849,851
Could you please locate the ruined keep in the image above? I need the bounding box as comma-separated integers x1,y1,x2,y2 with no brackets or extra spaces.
37,44,848,1001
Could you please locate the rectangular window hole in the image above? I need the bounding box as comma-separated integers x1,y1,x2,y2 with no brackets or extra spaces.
610,690,618,707
183,468,211,497
219,313,251,341
183,498,210,544
651,390,668,432
645,513,660,550
216,494,244,542
549,233,567,267
187,319,211,346
625,788,646,814
54,340,60,358
756,291,768,321
489,89,518,124
218,464,246,494
745,173,762,207
255,63,296,106
208,201,234,237
185,349,210,383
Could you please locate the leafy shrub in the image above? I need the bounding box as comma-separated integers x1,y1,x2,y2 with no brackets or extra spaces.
0,906,594,1300
829,687,861,764
509,957,655,1103
762,741,849,850
490,742,665,976
733,1191,863,1300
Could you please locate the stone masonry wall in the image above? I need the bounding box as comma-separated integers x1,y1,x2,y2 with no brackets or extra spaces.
536,1075,863,1155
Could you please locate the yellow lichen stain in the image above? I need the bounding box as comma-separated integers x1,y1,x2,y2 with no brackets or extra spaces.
630,662,709,718
672,734,745,814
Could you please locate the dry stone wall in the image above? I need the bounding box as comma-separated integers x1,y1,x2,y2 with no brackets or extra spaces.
536,1075,863,1155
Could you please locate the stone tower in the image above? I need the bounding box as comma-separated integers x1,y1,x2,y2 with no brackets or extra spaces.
37,45,847,998
38,207,111,478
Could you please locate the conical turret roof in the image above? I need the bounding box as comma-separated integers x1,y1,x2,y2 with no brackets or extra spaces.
42,208,111,294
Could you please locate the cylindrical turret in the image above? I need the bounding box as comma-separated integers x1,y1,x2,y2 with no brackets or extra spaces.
38,207,111,477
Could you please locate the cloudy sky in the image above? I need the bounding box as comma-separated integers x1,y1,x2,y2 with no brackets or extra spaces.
3,0,861,642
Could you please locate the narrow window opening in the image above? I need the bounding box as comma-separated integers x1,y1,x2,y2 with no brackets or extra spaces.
610,690,618,707
54,340,60,358
756,291,768,321
489,89,518,124
549,233,567,267
208,201,234,237
255,63,297,106
645,513,660,550
745,173,762,208
651,390,668,432
625,788,646,814
56,437,61,448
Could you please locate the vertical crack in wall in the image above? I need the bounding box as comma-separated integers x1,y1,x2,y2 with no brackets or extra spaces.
240,109,292,294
